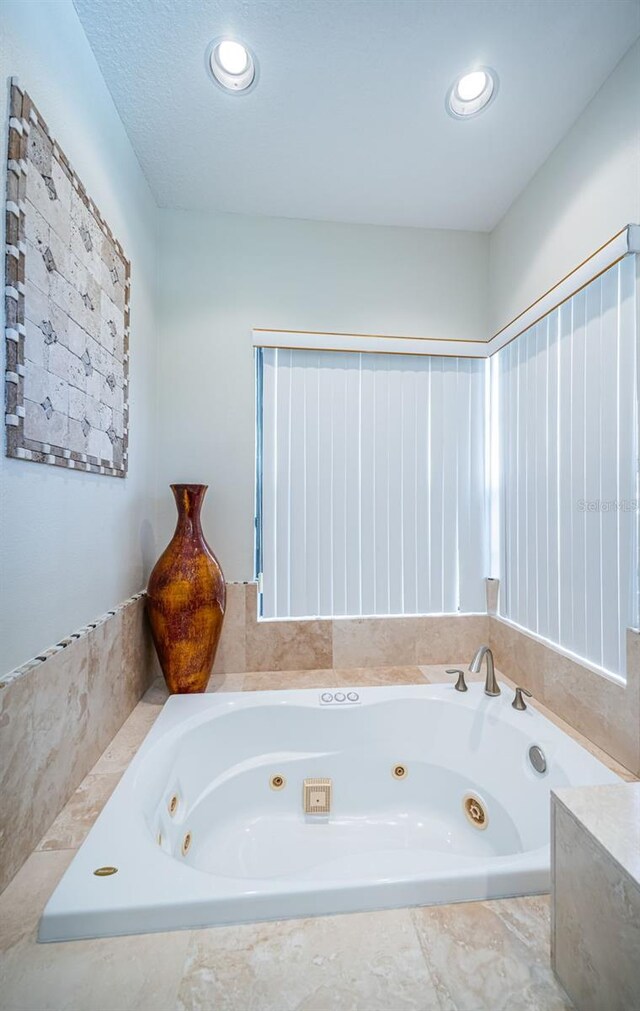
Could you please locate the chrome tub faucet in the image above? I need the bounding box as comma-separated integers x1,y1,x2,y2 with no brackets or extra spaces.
469,645,501,696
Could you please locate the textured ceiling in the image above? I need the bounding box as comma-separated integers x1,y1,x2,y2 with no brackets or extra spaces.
74,0,640,230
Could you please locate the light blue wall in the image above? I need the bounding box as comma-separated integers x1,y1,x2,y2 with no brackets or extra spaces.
156,208,490,582
0,0,160,673
490,38,640,334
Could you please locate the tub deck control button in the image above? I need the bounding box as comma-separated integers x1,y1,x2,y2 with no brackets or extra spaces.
320,690,360,704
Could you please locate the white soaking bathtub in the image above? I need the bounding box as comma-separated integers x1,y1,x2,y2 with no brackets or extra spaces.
39,682,619,941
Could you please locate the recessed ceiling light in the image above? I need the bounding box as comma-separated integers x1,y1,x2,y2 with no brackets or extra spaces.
456,71,488,102
208,37,257,93
447,67,497,119
218,40,249,75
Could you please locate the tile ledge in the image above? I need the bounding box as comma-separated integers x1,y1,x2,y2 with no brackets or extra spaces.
552,784,640,889
0,590,147,689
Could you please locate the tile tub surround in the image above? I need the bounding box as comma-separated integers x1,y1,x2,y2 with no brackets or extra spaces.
213,581,490,674
0,593,155,895
489,616,640,775
216,582,639,775
0,666,581,1011
552,784,640,1011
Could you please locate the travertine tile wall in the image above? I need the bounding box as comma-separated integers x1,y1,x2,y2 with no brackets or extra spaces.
0,593,155,893
213,582,490,675
489,616,640,775
552,785,640,1009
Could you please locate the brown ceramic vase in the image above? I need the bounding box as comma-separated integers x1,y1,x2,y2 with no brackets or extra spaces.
147,484,226,693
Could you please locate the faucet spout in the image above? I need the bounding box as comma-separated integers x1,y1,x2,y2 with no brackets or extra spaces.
469,645,500,697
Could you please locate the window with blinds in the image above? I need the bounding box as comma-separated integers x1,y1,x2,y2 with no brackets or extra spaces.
495,256,639,678
256,255,639,679
257,349,488,619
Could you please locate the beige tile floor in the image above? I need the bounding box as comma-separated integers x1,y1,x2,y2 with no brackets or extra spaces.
1,664,631,1011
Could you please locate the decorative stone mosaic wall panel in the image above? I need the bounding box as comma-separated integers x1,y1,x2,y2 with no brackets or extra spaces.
4,82,129,476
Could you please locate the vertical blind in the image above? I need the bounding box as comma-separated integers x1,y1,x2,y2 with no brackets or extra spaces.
259,349,487,618
257,255,639,678
496,256,639,677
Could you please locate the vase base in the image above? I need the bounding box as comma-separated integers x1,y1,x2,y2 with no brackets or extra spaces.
165,680,210,695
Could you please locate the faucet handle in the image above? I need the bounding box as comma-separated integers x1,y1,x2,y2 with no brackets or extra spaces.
447,669,468,692
512,686,532,711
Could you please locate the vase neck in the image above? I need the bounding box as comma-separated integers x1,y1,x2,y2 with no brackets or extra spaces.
171,484,207,539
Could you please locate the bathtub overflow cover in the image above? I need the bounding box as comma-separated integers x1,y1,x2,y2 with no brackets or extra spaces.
529,745,547,774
